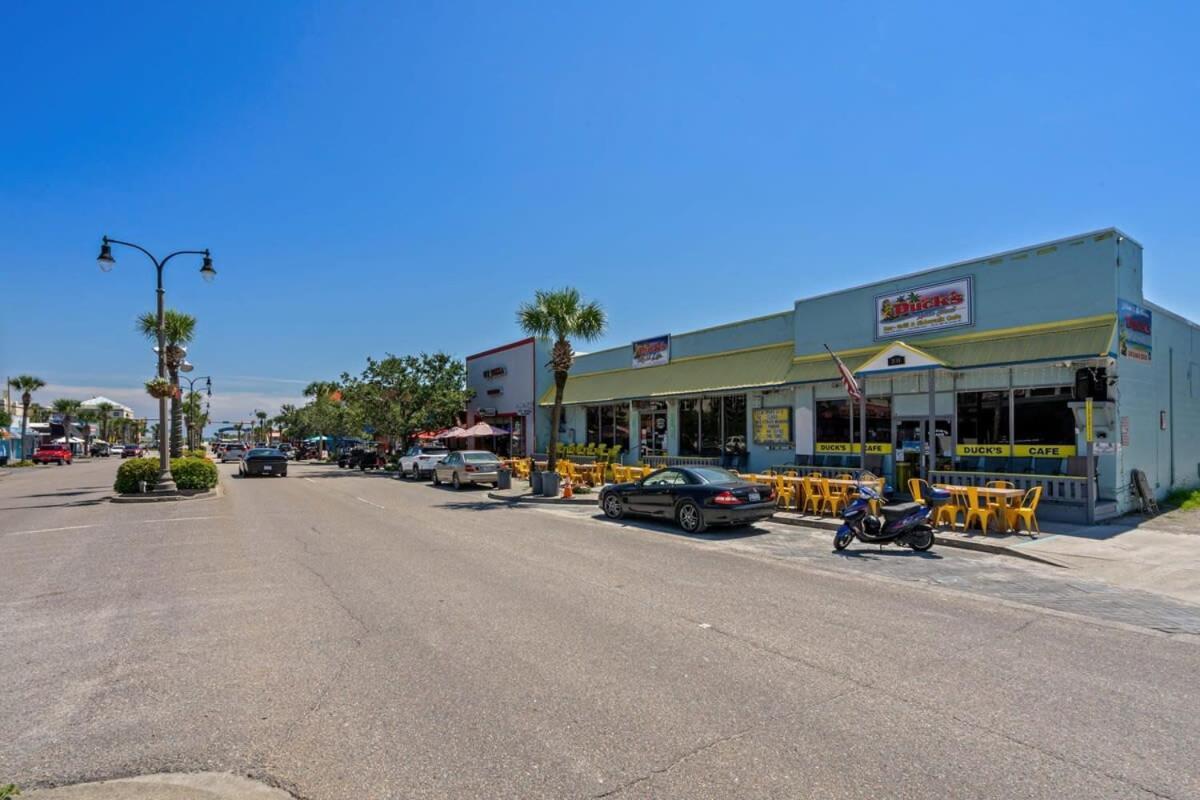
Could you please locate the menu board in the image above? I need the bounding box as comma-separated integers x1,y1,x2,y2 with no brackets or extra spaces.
752,407,792,445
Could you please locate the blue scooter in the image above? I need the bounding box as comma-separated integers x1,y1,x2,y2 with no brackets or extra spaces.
833,483,944,552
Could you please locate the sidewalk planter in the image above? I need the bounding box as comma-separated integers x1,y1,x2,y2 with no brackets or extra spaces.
540,471,560,497
496,468,512,490
531,470,544,494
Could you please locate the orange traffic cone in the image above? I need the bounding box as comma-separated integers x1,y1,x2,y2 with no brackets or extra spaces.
562,479,574,499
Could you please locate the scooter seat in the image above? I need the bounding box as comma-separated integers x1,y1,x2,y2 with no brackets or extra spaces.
881,502,921,522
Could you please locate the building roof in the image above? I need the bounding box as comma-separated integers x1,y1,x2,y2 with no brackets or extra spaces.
543,315,1116,406
80,396,135,415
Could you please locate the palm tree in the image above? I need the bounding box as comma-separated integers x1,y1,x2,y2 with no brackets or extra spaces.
77,408,98,454
255,410,268,443
517,288,606,472
95,402,114,444
138,309,196,458
51,398,83,455
182,391,204,450
8,375,45,461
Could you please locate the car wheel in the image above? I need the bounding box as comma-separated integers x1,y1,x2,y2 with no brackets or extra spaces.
410,465,420,480
280,471,288,478
452,472,462,490
602,493,624,519
57,459,63,466
432,471,441,486
676,500,706,533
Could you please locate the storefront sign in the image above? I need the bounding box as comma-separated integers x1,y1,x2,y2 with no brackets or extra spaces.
875,277,972,340
1118,299,1152,362
956,443,1010,457
752,407,792,445
632,335,670,369
815,442,894,454
1013,444,1076,458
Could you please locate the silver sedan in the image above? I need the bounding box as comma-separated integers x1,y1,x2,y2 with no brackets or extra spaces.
432,450,502,489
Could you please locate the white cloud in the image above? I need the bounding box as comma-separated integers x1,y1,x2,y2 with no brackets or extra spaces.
35,383,304,429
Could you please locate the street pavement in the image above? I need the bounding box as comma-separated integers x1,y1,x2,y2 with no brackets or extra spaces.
1,459,1198,799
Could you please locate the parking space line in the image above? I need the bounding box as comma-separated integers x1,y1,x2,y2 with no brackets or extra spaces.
355,496,385,509
3,524,96,537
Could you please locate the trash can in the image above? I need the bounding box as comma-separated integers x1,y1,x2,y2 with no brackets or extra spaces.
496,468,512,490
541,471,560,497
530,470,543,494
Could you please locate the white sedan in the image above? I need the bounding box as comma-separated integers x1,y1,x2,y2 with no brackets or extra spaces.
398,445,450,480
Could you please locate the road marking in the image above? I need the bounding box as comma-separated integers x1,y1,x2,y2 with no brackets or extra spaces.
3,524,96,537
355,496,385,509
304,478,316,484
157,516,227,523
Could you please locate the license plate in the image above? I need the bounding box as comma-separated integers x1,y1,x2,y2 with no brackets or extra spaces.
263,465,272,472
748,491,760,502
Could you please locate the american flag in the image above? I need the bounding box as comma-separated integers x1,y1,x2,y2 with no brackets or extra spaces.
824,344,861,401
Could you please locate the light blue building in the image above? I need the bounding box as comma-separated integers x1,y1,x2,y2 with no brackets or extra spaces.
532,229,1199,521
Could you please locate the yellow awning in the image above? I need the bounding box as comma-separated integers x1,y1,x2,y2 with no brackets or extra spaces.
544,315,1117,406
541,343,794,406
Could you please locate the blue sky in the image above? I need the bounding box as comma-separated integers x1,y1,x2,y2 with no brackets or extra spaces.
3,1,1198,425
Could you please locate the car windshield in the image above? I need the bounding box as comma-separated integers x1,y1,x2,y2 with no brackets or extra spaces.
421,447,448,454
248,449,278,457
464,452,498,462
689,467,742,484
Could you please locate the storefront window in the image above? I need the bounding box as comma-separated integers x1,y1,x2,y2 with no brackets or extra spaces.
583,403,630,452
680,395,746,457
957,391,1009,445
1014,387,1075,445
815,399,852,443
722,394,747,452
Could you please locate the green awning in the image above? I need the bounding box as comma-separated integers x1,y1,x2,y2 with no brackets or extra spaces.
921,318,1115,368
542,344,794,405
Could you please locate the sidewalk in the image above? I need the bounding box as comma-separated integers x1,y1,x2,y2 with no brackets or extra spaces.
487,485,599,506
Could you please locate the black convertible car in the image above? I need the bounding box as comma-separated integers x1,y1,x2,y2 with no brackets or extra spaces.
239,447,288,477
598,466,777,533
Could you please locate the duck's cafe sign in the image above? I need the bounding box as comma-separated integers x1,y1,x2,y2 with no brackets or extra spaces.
875,277,973,340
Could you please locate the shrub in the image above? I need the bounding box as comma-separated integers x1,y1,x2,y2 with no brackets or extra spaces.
114,458,161,493
187,448,208,459
171,457,218,491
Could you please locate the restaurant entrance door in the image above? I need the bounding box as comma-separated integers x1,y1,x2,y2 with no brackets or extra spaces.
894,417,951,485
640,410,667,458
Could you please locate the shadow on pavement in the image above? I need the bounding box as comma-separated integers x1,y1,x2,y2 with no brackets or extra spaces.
0,498,108,511
583,512,770,542
833,547,944,561
19,488,110,498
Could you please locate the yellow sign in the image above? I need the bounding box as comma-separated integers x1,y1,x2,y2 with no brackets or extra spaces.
956,444,1011,457
1014,444,1077,458
815,442,894,454
752,407,792,445
1085,397,1094,442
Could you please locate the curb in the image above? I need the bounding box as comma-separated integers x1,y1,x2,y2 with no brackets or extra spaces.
109,483,223,504
486,490,599,507
22,771,295,799
769,513,1070,568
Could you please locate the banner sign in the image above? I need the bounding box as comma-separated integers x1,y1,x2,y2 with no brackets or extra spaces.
1117,299,1152,362
632,335,670,369
875,277,972,340
955,443,1077,458
815,442,894,454
752,408,792,445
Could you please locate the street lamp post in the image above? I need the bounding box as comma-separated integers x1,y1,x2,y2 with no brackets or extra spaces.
181,375,213,450
98,236,215,493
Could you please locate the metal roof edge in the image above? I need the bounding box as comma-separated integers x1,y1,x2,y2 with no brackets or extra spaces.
792,228,1135,307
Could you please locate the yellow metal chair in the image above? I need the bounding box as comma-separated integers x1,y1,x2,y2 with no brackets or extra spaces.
932,487,964,529
908,478,928,504
985,479,1016,510
963,487,998,534
1005,486,1043,534
774,475,796,510
818,479,846,516
801,475,823,515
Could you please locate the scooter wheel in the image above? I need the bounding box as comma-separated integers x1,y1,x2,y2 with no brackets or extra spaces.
834,528,854,551
909,527,934,551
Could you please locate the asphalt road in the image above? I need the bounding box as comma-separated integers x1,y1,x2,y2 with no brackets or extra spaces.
1,459,1197,799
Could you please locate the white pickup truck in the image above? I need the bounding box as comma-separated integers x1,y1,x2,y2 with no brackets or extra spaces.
398,445,450,480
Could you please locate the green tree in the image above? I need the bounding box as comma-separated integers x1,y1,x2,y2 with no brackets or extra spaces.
137,309,197,458
255,409,268,443
182,391,206,450
339,353,470,449
0,406,11,429
517,287,606,472
8,375,45,458
51,398,83,453
94,401,115,443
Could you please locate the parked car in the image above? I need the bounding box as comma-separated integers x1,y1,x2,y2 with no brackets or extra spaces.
121,444,144,458
399,445,449,479
345,446,386,471
90,442,112,457
221,443,247,463
277,443,294,459
432,450,501,489
239,447,288,477
32,443,73,465
598,466,777,533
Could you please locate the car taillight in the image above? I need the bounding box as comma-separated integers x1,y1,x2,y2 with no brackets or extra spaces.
713,491,744,505
764,488,776,501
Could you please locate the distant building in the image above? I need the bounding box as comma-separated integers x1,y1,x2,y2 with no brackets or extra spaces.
81,396,135,420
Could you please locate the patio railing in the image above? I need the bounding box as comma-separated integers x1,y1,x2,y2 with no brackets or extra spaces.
929,470,1089,505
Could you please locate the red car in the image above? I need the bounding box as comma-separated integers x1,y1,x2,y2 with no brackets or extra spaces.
32,444,73,465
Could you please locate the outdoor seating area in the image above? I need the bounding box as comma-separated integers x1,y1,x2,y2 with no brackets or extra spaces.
910,477,1043,536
